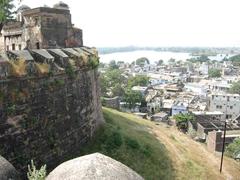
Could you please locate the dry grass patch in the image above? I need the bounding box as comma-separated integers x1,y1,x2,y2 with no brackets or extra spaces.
35,62,50,75
8,59,27,77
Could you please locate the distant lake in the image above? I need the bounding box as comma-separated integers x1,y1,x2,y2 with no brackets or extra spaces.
99,50,232,64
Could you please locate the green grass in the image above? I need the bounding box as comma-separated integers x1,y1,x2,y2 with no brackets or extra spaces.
79,108,175,180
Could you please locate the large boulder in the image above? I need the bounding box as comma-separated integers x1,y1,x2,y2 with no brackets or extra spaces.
47,153,143,180
0,156,20,180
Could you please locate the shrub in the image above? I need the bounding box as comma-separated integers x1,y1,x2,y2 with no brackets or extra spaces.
103,131,123,152
125,136,140,149
65,64,75,79
55,79,65,86
174,113,194,132
226,137,240,159
27,160,47,180
89,56,99,69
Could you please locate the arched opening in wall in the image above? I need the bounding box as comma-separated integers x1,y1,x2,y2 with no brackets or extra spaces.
18,44,21,50
36,42,40,49
12,44,15,50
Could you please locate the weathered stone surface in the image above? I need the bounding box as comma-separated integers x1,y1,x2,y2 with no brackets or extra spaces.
46,153,144,180
0,68,103,177
0,156,20,180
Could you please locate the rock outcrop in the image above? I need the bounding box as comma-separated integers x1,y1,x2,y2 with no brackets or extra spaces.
46,153,144,180
0,156,20,180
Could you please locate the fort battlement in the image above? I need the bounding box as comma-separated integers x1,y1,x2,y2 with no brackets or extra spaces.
0,47,103,177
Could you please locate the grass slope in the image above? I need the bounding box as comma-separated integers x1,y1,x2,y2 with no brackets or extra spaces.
80,108,175,180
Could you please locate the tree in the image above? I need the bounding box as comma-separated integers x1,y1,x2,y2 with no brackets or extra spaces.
228,54,240,66
157,59,164,66
109,60,119,70
123,90,143,109
226,138,240,159
174,113,194,132
136,57,149,67
0,0,15,31
229,81,240,94
111,83,125,97
208,68,221,78
168,58,175,64
100,69,126,97
127,75,149,88
197,55,210,62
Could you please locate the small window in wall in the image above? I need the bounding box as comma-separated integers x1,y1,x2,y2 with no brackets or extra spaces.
36,42,40,49
18,44,21,50
6,45,9,51
12,44,15,50
230,106,233,109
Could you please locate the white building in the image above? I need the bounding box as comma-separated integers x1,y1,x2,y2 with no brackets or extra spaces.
208,93,240,120
184,83,208,97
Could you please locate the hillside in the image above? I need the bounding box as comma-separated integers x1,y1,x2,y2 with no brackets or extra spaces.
80,108,240,179
79,108,175,180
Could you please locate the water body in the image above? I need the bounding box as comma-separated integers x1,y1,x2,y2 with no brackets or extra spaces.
99,50,232,64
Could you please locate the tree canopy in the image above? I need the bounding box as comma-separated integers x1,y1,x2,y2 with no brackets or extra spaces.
208,68,221,78
228,54,240,66
109,60,119,70
157,59,164,66
229,81,240,94
174,113,194,132
123,90,143,109
0,0,15,30
127,75,149,88
226,137,240,159
135,57,149,66
196,55,210,62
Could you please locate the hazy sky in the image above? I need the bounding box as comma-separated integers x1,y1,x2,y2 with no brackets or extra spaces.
17,0,240,47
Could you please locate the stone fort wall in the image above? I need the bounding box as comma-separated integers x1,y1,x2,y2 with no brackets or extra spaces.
0,48,103,177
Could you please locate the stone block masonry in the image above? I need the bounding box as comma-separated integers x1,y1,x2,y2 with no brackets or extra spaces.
0,49,103,177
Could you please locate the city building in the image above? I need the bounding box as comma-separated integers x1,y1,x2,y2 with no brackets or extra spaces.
208,93,240,119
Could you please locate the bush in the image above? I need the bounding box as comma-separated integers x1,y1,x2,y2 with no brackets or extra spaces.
27,160,47,180
89,56,99,69
103,131,123,152
226,138,240,159
174,113,194,132
65,64,75,79
125,137,140,149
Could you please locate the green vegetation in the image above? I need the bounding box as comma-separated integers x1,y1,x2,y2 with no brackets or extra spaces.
100,66,149,108
229,81,240,94
228,54,240,66
27,160,47,180
127,75,149,88
208,68,221,78
89,56,100,69
196,55,210,62
65,64,75,79
0,0,15,30
109,60,119,70
80,108,174,180
123,90,144,109
157,59,164,65
169,58,175,64
135,57,150,67
226,138,240,159
174,113,195,132
100,69,126,97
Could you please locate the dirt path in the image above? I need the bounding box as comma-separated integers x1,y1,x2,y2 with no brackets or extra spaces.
150,123,240,180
